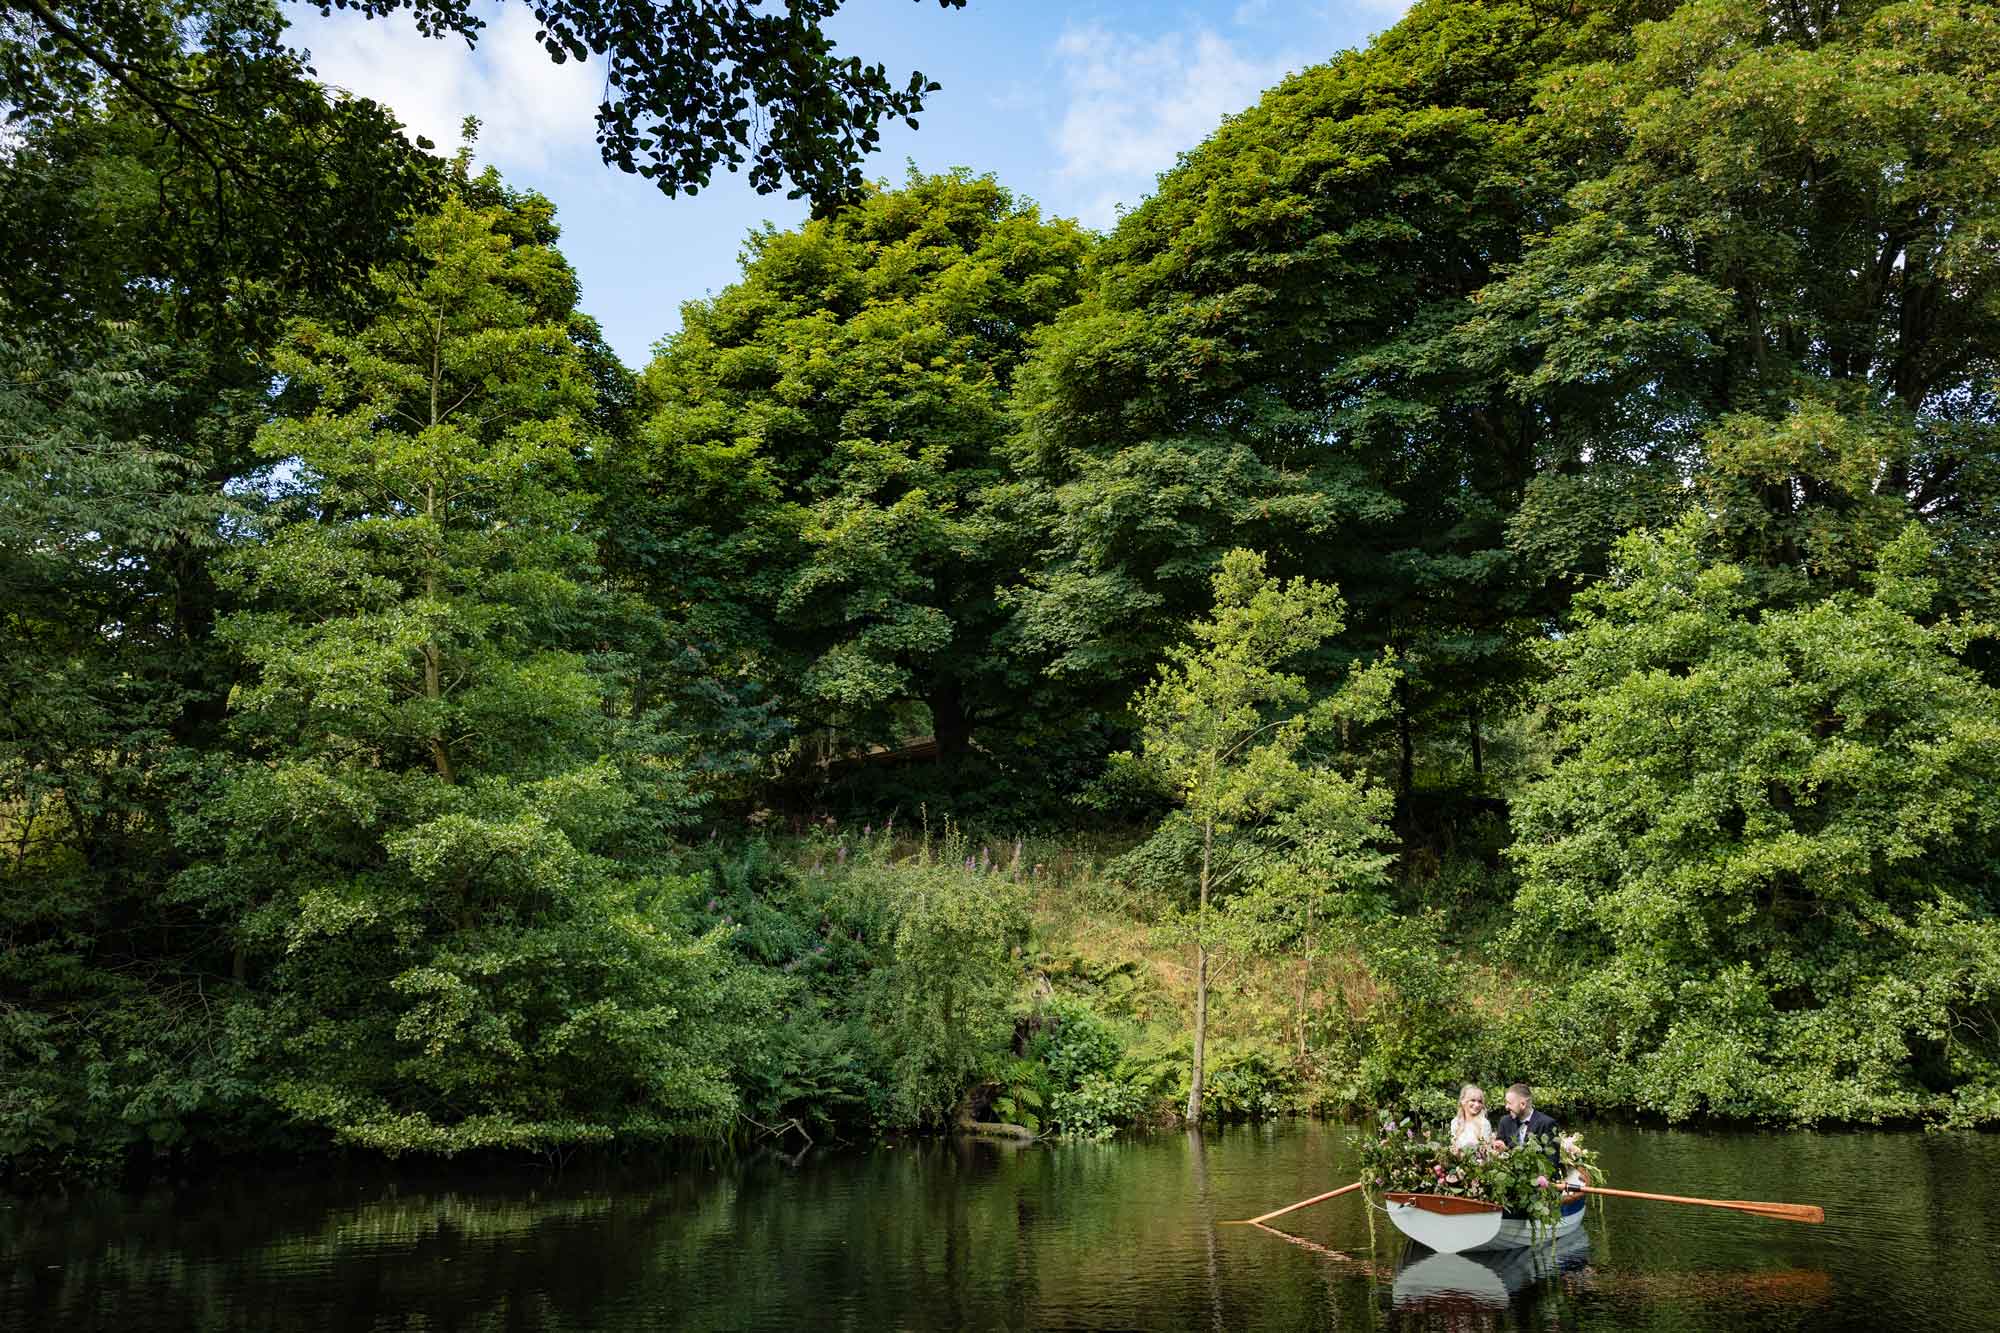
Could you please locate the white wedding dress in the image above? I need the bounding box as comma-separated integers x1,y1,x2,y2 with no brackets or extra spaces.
1449,1114,1492,1153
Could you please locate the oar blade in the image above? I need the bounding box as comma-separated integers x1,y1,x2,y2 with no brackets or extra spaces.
1727,1201,1825,1224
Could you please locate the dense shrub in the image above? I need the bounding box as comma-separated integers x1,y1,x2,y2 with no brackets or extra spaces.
687,839,1030,1134
1506,523,2000,1125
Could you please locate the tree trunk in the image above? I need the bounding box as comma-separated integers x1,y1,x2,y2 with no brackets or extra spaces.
1294,956,1310,1065
1188,940,1209,1123
1295,898,1313,1065
423,483,454,784
166,537,231,749
1400,676,1416,808
930,675,971,759
1468,706,1484,782
1186,813,1212,1123
424,639,454,783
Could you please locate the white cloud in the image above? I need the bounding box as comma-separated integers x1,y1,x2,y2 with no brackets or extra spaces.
285,4,604,173
1049,24,1296,228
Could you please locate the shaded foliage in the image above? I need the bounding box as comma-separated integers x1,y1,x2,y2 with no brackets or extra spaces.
622,170,1090,772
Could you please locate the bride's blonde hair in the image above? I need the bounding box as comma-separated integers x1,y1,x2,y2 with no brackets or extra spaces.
1457,1084,1486,1117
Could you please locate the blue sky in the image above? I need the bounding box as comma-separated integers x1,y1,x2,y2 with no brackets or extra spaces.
284,1,1409,369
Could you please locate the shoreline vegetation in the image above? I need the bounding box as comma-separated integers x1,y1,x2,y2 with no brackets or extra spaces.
691,819,2000,1149
11,814,1986,1192
7,0,2000,1185
5,791,1996,1188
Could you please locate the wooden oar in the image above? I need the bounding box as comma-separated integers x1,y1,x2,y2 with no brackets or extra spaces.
1578,1184,1824,1224
1222,1180,1364,1226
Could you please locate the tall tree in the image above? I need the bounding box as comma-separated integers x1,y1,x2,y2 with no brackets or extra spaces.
182,173,754,1153
1509,517,2000,1124
1470,0,2000,617
0,323,254,1171
1006,0,1668,809
0,84,422,1169
2,0,442,332
1108,550,1393,1120
622,169,1090,771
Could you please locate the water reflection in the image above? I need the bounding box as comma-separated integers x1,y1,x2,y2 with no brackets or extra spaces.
0,1123,1991,1331
1378,1233,1845,1331
1392,1231,1593,1312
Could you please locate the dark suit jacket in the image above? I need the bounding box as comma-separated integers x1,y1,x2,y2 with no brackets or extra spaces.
1493,1108,1562,1172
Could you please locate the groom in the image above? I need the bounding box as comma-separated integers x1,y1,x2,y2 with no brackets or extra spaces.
1491,1082,1562,1175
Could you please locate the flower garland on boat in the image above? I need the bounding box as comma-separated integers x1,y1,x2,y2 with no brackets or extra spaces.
1557,1131,1600,1185
1355,1112,1602,1231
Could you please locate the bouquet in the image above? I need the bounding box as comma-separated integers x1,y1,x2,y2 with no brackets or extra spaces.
1559,1131,1602,1185
1355,1113,1498,1202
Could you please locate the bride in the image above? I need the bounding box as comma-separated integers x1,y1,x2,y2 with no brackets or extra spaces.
1449,1084,1492,1153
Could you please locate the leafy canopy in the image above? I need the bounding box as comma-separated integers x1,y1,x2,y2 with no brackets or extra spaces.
627,169,1090,762
6,0,969,204
1510,517,2000,1123
1478,0,2000,612
185,177,755,1152
1005,0,1660,768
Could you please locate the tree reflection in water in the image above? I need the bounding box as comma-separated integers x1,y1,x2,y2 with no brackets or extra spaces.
0,1124,1989,1332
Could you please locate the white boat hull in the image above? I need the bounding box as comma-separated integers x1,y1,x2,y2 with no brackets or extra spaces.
1384,1191,1587,1254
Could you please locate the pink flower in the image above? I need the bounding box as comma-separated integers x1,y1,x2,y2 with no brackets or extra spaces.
1535,1175,1550,1188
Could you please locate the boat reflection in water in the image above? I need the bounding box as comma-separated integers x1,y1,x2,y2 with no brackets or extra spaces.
1389,1230,1837,1322
1391,1228,1592,1312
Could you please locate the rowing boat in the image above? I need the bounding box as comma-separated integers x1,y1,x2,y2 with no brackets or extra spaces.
1382,1188,1587,1254
1239,1180,1821,1249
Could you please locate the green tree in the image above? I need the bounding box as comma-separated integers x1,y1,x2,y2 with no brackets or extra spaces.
1110,550,1394,1120
1470,0,2000,617
0,84,422,1171
1,1,441,333
182,174,756,1153
623,170,1090,770
1007,1,1672,809
1509,517,2000,1124
0,326,254,1172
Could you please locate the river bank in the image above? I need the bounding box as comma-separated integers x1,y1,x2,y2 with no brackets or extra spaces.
8,822,1989,1191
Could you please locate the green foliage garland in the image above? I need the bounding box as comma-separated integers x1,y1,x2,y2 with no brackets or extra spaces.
1358,1113,1589,1230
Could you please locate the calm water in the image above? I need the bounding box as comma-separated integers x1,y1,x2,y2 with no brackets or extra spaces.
3,1122,1996,1330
